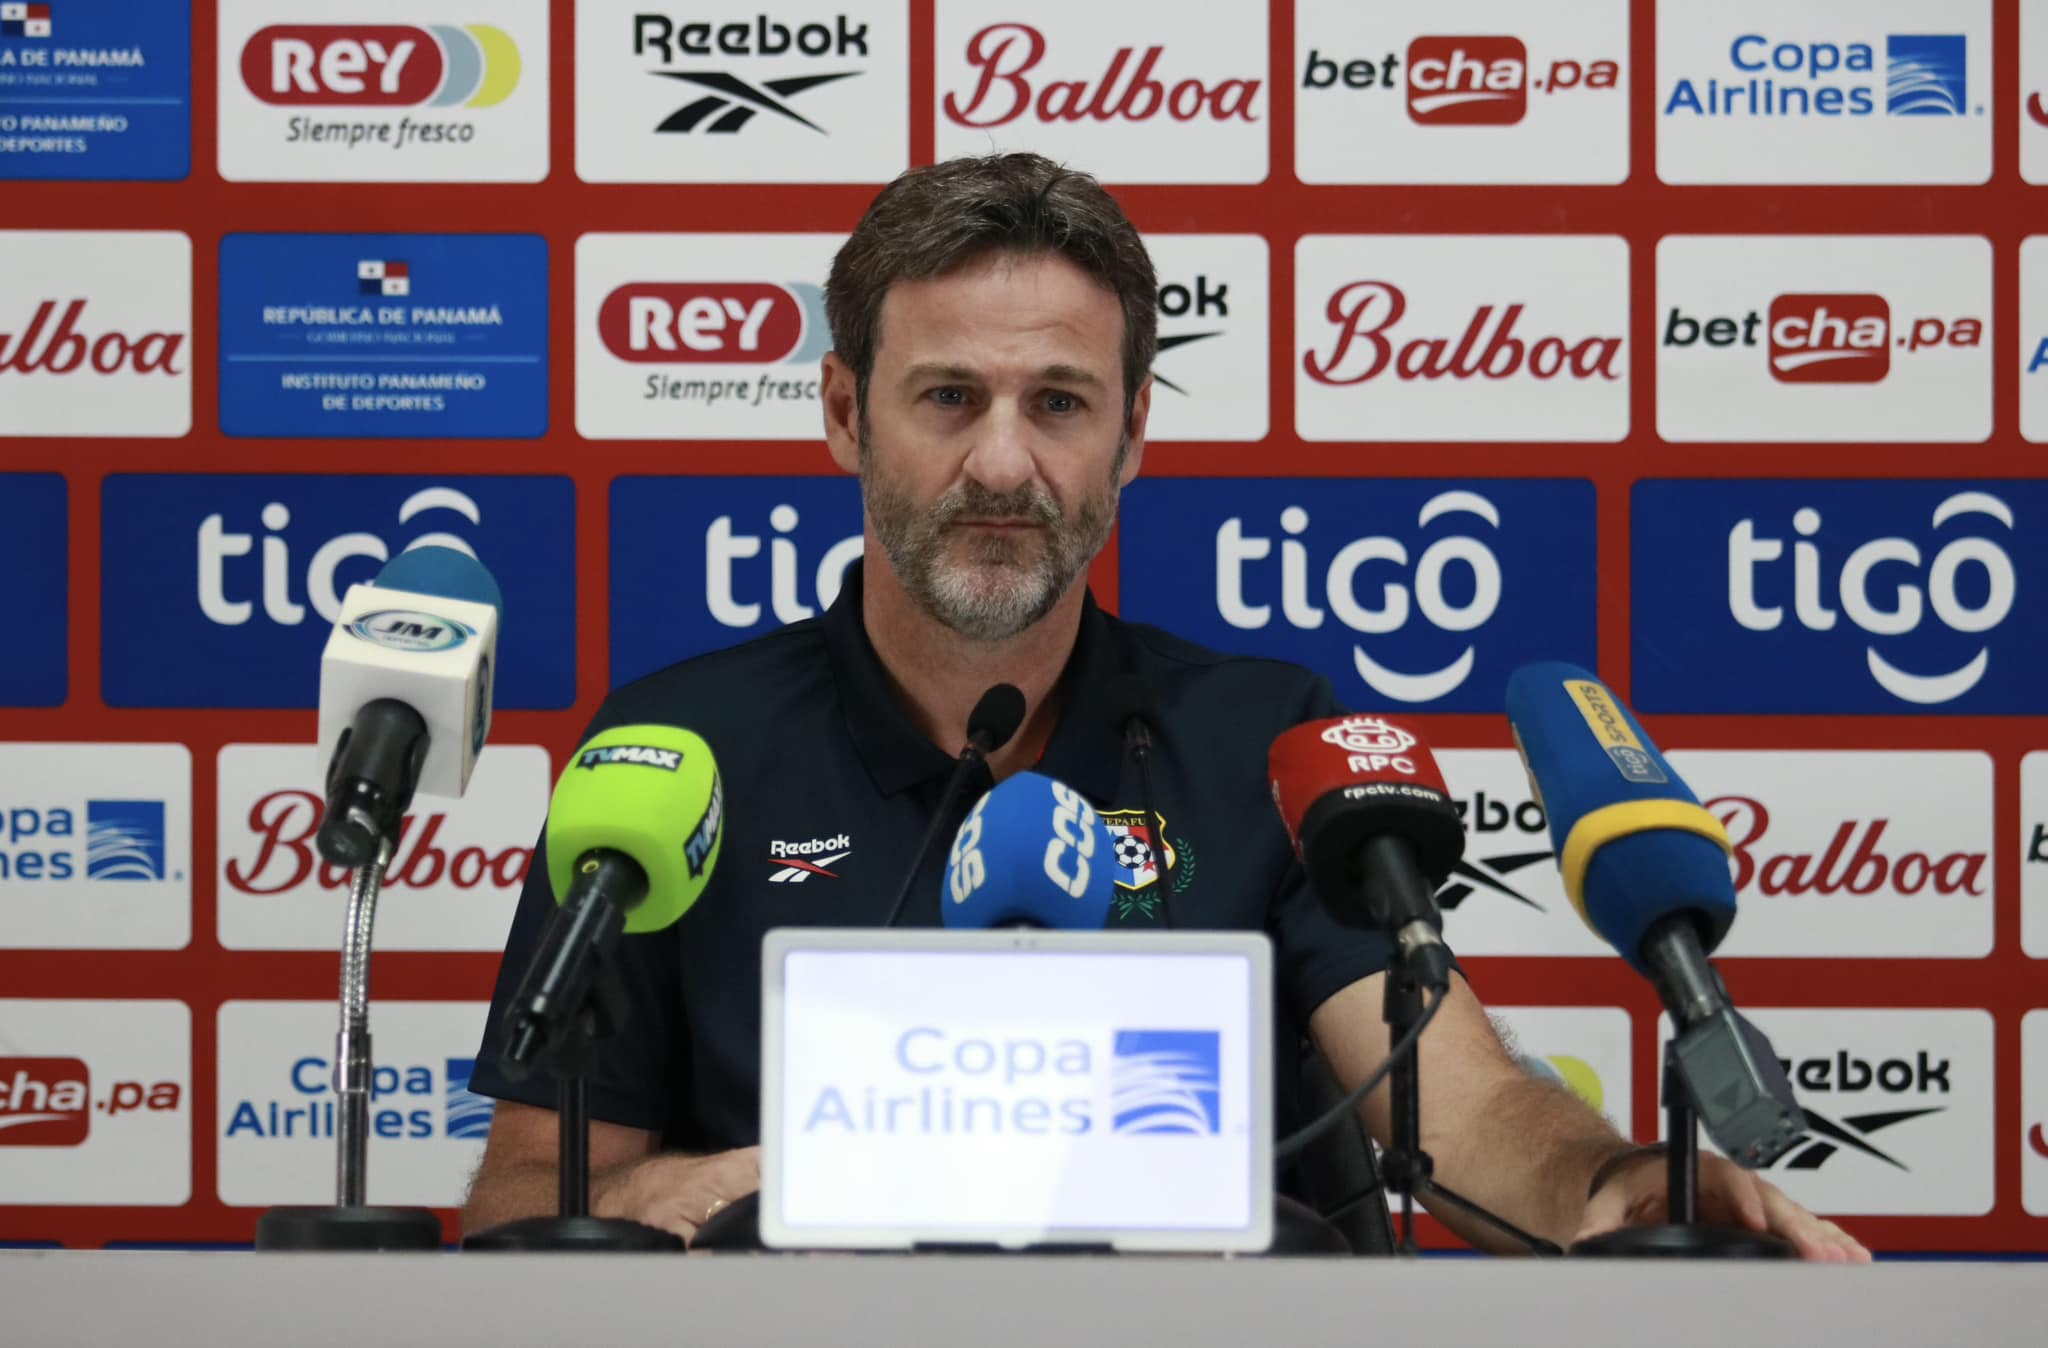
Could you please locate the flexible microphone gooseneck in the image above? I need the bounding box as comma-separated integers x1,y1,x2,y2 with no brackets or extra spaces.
1104,674,1174,928
880,683,1027,927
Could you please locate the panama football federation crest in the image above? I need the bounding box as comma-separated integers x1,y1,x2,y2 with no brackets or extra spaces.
1101,809,1192,922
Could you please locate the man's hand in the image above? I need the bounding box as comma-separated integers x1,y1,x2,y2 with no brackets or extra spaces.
1573,1148,1871,1262
593,1146,762,1246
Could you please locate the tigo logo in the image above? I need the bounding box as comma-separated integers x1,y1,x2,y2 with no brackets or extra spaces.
597,283,823,365
101,475,574,710
0,4,50,40
1109,1030,1220,1134
240,24,520,107
1633,481,2037,714
1120,478,1595,712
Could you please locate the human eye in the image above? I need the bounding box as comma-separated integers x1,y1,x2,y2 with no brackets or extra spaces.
1042,389,1084,415
927,385,970,408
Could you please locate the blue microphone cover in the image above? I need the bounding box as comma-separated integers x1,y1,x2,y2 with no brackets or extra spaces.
374,545,504,616
1503,662,1737,973
941,771,1116,930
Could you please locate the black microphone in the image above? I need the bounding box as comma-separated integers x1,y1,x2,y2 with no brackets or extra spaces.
880,683,1027,927
1105,673,1174,928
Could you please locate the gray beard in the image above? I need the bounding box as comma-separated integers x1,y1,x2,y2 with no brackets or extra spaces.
860,432,1122,643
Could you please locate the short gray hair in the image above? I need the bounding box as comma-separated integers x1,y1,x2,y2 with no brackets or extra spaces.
825,152,1158,417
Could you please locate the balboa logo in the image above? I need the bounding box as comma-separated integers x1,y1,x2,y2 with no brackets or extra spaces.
345,608,472,653
240,24,521,107
944,24,1260,128
225,789,530,897
0,298,186,377
577,745,682,771
1662,293,1982,384
597,282,827,365
0,1057,181,1147
1711,794,1987,899
1304,280,1623,386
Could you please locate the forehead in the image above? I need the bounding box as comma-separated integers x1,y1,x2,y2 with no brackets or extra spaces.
872,251,1124,372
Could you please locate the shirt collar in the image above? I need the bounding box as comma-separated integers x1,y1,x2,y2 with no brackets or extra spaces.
823,560,1127,804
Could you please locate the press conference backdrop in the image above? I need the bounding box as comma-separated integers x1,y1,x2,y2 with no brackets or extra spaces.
0,0,2043,1254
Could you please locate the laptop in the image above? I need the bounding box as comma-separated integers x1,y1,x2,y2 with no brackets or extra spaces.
759,928,1273,1253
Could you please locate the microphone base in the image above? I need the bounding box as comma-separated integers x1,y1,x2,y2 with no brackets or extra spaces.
255,1204,444,1252
461,1215,685,1253
1569,1223,1797,1259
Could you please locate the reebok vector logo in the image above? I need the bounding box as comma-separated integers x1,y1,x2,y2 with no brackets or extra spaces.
769,833,850,883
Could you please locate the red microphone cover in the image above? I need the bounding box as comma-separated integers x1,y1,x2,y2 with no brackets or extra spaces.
1268,715,1465,899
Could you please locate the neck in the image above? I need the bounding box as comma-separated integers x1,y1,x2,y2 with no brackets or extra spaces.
859,545,1085,781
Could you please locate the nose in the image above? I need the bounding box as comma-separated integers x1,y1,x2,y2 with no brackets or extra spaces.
957,401,1037,498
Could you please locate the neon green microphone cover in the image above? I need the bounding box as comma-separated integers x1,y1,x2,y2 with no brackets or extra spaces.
546,723,724,933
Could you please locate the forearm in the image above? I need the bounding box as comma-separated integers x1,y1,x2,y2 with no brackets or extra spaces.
1417,1073,1634,1252
459,1157,639,1236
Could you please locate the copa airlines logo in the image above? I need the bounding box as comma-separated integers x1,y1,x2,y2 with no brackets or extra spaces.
1634,481,2037,715
240,23,521,107
1295,235,1629,443
1656,5,1991,185
345,608,472,653
799,1025,1224,1137
1121,478,1595,713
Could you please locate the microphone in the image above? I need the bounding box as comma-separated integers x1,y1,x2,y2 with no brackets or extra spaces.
1267,715,1463,990
1504,662,1804,1168
879,683,1027,927
315,545,503,869
941,770,1115,930
499,723,725,1079
1105,673,1173,928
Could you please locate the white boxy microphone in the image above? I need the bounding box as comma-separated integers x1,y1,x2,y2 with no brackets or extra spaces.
314,546,502,867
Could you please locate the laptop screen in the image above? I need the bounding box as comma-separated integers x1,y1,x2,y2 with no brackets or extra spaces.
759,929,1273,1252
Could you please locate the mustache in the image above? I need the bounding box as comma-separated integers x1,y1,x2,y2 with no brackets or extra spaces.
933,480,1061,527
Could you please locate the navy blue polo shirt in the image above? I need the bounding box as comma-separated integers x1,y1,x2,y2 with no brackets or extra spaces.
469,561,1393,1162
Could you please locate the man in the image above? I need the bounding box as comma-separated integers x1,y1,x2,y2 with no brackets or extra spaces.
463,153,1867,1261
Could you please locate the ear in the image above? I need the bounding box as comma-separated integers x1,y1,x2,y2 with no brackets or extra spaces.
821,351,862,475
1117,374,1152,488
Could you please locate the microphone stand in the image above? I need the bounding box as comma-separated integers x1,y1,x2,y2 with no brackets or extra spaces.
255,831,443,1251
1570,1041,1795,1258
462,888,684,1252
1377,958,1560,1256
